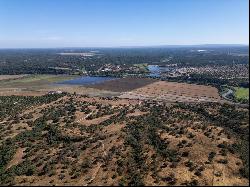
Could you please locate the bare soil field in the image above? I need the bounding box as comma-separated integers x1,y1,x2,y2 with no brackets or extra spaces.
0,88,47,96
0,76,222,104
85,77,157,92
0,75,120,97
120,81,221,103
39,85,120,97
0,75,29,81
0,85,119,97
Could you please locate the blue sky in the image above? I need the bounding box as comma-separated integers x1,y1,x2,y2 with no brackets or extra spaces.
0,0,249,48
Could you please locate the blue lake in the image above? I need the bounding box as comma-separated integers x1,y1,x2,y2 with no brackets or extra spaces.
56,65,173,85
56,76,117,85
147,65,171,77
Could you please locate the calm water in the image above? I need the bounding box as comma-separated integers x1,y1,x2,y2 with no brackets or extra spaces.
56,76,117,85
56,65,172,85
147,65,171,77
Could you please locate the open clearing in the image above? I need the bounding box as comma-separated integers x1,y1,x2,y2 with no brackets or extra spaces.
0,74,80,95
0,75,29,81
119,81,221,103
0,74,78,87
0,75,223,103
234,87,249,101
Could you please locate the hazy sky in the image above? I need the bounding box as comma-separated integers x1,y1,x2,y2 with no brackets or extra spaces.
0,0,249,48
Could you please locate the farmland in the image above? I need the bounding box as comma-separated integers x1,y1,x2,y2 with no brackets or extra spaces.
0,75,223,104
0,74,78,87
119,81,221,103
0,75,79,96
234,87,249,101
0,75,29,81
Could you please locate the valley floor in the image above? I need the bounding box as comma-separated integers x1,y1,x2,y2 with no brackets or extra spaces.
0,75,249,186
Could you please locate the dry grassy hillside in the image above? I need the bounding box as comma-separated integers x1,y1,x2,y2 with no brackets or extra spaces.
0,93,249,186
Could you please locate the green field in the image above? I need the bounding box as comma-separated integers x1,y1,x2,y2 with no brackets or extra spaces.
0,74,79,88
234,87,249,101
133,63,149,72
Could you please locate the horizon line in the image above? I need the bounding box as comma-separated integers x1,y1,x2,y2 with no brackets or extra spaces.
0,43,249,49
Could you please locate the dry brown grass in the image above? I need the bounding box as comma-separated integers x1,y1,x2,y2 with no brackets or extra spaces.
0,75,28,81
0,94,248,186
120,81,221,103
